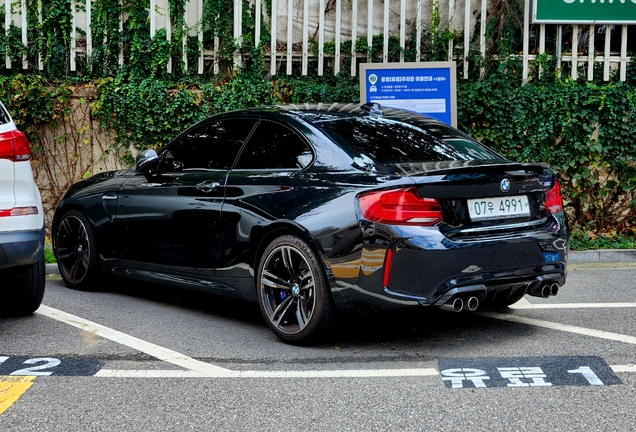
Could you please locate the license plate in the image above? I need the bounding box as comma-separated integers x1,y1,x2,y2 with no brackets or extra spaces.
467,195,531,221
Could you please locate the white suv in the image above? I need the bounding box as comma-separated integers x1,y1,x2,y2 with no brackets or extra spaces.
0,101,45,315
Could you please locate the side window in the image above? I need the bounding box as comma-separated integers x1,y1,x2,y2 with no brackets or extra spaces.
234,121,313,170
160,118,257,171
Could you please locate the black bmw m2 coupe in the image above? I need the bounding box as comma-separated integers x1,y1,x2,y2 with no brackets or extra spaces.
53,103,568,344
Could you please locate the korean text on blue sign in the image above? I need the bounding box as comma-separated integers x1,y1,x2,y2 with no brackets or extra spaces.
363,67,453,126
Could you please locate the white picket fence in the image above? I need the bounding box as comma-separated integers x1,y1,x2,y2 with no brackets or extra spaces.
3,0,634,80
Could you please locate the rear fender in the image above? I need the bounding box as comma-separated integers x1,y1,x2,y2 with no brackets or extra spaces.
250,222,337,301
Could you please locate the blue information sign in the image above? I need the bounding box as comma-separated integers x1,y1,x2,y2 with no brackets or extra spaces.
360,62,457,127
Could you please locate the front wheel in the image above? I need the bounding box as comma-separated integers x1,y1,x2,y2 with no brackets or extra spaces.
257,235,335,345
54,209,101,290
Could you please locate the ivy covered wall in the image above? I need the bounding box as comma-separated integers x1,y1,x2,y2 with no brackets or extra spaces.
2,59,635,247
0,1,634,248
458,59,636,242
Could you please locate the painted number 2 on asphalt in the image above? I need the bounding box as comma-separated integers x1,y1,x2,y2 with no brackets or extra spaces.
0,356,104,376
439,356,622,389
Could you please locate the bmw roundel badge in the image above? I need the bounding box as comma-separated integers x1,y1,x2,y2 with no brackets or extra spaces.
500,178,511,192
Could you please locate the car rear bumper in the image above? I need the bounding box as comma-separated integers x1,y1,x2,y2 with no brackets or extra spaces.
327,221,568,312
0,226,45,270
387,232,567,304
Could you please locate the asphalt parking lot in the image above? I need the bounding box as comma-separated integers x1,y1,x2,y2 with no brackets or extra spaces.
1,254,636,430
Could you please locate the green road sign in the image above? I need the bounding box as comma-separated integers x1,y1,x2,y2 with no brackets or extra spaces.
534,0,636,24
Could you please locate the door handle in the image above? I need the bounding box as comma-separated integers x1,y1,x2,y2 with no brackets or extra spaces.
196,181,221,192
102,192,117,200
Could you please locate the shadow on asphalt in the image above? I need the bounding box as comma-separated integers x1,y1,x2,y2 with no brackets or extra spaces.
52,276,535,347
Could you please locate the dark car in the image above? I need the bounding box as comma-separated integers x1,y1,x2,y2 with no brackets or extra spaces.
52,103,568,344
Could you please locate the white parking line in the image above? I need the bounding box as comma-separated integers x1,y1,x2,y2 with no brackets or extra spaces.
612,365,636,373
95,366,636,378
478,311,636,345
95,368,441,378
36,305,232,377
37,304,636,379
511,300,636,310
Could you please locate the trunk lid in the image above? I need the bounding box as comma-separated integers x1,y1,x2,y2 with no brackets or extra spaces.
402,162,556,238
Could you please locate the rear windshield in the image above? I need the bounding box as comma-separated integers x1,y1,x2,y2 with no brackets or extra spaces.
0,103,11,125
320,116,502,164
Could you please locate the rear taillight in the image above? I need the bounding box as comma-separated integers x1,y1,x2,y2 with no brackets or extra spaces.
0,130,31,162
358,187,443,225
545,179,563,214
0,206,39,217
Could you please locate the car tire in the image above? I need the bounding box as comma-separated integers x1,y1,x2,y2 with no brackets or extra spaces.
0,254,45,316
54,209,102,290
257,234,335,345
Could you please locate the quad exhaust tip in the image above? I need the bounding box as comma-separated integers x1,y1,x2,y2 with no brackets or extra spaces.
465,296,479,312
440,295,480,313
550,283,559,296
529,282,560,298
441,297,464,313
441,282,560,311
541,283,560,297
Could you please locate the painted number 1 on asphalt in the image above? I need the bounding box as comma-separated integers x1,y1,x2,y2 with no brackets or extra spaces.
441,366,603,388
438,356,622,389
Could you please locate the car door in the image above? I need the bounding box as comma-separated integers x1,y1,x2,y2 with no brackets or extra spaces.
218,119,315,280
114,118,257,274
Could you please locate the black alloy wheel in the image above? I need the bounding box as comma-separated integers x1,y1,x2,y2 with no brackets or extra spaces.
55,210,100,290
257,235,334,345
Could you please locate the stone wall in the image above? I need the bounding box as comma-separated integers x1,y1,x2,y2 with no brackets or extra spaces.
31,89,128,233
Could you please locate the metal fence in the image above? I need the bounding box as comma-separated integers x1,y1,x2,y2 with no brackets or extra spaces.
3,0,634,80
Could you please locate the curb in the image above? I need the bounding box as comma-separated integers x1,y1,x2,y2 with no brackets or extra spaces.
45,263,59,277
568,249,636,264
45,250,636,277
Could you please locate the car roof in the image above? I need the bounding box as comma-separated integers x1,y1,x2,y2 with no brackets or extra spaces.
217,103,446,129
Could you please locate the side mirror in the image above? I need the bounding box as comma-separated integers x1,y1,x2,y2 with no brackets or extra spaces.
136,149,159,172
